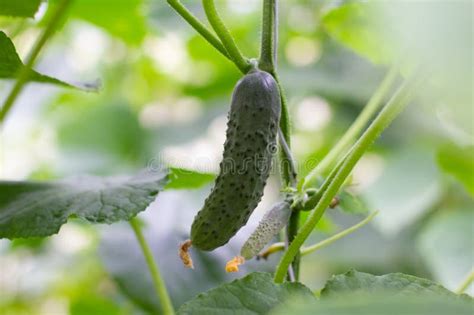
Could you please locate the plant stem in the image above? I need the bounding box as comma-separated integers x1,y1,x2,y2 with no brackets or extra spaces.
301,64,399,189
202,0,251,73
130,218,175,315
0,0,73,124
286,209,300,280
259,0,276,73
258,0,292,187
274,73,424,283
259,211,378,259
271,72,293,188
278,129,297,185
455,268,474,294
301,211,378,255
259,0,299,280
272,72,291,148
166,0,230,60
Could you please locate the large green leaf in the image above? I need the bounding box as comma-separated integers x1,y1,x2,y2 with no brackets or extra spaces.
0,170,168,239
177,272,315,315
417,208,474,294
0,31,98,90
165,167,215,190
271,294,473,315
437,144,474,196
0,0,42,18
321,270,462,299
285,270,472,315
48,0,147,45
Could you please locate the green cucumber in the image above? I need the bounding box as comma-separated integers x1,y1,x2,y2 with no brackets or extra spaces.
191,69,281,251
240,201,291,260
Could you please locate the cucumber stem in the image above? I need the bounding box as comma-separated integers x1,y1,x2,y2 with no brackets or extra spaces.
259,0,277,73
278,129,297,185
202,0,251,73
258,0,299,281
272,72,293,186
166,0,231,60
286,209,300,280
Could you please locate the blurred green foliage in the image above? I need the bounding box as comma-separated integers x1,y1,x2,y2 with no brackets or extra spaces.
0,0,42,18
0,0,472,314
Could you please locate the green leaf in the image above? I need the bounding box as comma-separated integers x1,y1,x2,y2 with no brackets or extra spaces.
0,170,168,239
0,0,42,18
437,144,474,196
321,269,462,299
177,272,315,315
322,2,394,65
165,167,215,190
48,0,147,45
0,31,68,85
417,208,474,294
271,293,473,315
0,31,98,90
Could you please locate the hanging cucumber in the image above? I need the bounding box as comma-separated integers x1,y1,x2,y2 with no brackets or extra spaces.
225,201,291,272
190,69,281,251
240,201,291,260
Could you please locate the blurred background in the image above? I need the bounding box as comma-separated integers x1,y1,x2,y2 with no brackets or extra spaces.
0,0,472,314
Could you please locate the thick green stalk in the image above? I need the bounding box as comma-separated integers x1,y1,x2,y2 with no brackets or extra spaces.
166,0,230,60
271,72,290,138
274,73,424,283
202,0,251,73
259,0,276,72
0,0,73,124
278,129,297,185
258,0,299,279
286,209,300,280
130,218,175,315
273,72,293,185
301,64,399,189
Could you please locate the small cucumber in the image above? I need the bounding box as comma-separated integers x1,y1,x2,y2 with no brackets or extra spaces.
240,201,291,260
190,69,281,251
